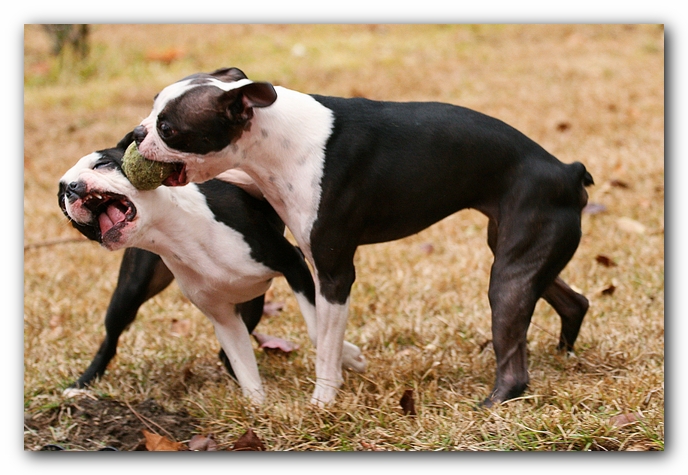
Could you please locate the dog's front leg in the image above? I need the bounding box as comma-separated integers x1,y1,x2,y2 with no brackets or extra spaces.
208,304,265,404
311,294,351,406
309,257,357,406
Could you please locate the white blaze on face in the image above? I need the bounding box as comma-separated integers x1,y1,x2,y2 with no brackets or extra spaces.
137,78,257,167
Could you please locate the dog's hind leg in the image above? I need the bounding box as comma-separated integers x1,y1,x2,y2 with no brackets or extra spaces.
65,248,173,393
219,294,266,380
208,303,265,404
487,220,589,354
483,208,583,407
542,277,589,352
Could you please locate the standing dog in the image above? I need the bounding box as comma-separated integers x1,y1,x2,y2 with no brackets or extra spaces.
58,132,365,403
133,67,593,407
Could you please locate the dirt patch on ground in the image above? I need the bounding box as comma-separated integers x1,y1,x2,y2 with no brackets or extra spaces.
24,397,200,451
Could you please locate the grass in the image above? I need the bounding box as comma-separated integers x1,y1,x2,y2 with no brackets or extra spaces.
23,24,664,451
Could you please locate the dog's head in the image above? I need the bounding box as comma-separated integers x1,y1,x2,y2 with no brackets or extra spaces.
134,67,277,185
58,132,159,251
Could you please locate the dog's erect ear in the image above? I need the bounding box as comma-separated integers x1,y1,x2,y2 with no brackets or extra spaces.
115,130,136,151
222,81,278,122
210,67,248,83
240,82,278,109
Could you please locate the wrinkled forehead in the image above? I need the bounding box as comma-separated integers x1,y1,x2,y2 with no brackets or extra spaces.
152,76,254,113
59,152,100,184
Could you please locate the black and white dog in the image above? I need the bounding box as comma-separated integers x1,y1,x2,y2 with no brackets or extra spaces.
133,67,593,407
58,132,366,403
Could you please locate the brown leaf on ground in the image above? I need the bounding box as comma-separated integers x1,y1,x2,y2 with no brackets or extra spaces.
556,121,572,132
189,434,218,451
253,332,300,352
263,301,285,316
360,440,383,451
170,318,191,337
595,255,617,267
609,179,630,189
145,48,184,64
400,389,417,416
230,428,266,451
419,243,435,254
601,284,616,296
142,429,187,451
610,412,641,427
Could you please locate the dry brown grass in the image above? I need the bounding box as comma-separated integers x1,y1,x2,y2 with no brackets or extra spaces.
24,24,664,451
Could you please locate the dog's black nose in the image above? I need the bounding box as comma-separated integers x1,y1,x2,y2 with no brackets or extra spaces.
66,181,87,200
133,125,147,145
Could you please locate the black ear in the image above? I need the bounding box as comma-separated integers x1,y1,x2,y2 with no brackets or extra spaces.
115,130,136,151
222,81,278,122
240,82,277,108
210,67,248,83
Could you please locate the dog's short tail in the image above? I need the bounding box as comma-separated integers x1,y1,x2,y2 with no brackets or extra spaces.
571,161,594,187
569,161,594,188
570,161,594,210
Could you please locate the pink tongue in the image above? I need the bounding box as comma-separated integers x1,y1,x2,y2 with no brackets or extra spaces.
98,204,126,235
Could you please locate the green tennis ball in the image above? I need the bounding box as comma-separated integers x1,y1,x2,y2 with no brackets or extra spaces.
121,142,177,190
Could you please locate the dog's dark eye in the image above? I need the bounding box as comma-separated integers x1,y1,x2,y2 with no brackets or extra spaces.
158,122,177,140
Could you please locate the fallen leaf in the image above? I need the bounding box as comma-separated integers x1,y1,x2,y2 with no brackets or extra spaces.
419,243,434,254
263,301,285,316
556,121,572,132
400,389,417,416
583,203,607,215
595,255,617,267
231,428,266,451
601,284,616,296
252,332,299,352
145,47,184,64
610,412,640,427
170,318,191,337
609,179,630,189
360,440,383,451
142,429,187,451
189,434,218,451
616,217,646,234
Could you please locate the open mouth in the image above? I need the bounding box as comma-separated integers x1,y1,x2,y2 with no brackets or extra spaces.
161,162,187,187
82,190,137,241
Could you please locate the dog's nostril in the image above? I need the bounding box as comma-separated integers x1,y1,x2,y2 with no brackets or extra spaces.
133,125,147,145
67,181,86,198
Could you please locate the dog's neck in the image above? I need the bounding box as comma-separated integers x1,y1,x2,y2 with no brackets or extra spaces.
226,86,334,249
129,185,219,261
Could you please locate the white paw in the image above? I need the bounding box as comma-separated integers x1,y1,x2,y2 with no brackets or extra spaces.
310,381,339,407
245,389,266,405
342,341,367,373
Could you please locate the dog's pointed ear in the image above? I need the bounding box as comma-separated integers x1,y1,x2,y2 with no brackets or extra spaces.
210,67,248,83
116,130,136,150
222,81,277,122
240,82,277,109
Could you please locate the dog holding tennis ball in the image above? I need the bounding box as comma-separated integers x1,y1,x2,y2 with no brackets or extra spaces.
58,132,366,403
121,141,179,190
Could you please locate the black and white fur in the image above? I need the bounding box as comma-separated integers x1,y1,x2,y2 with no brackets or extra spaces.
58,132,365,403
133,68,593,407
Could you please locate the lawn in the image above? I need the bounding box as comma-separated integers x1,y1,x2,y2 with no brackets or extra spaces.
24,24,664,451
